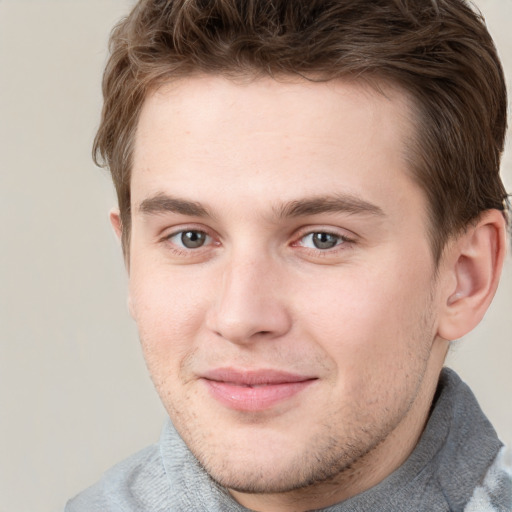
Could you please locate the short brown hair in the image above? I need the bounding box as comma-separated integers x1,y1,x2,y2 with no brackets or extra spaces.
94,0,509,260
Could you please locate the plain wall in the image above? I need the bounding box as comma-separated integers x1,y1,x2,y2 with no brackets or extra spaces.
0,1,510,511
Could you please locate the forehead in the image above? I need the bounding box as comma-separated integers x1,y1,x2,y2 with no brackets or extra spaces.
134,75,413,158
132,75,423,223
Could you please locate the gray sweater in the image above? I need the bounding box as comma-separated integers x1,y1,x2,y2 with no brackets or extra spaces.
66,369,512,511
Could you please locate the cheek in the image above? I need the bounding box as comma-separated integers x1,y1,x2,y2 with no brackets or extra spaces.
297,262,435,379
300,271,436,428
128,268,210,365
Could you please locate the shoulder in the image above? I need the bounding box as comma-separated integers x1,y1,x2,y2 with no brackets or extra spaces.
65,443,170,512
464,447,512,512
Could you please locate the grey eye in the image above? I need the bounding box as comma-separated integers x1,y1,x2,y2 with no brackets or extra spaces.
180,230,207,248
311,232,340,249
298,232,344,250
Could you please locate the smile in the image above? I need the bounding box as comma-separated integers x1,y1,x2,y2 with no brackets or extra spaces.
200,368,317,412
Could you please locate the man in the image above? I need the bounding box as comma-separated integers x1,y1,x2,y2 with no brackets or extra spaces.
67,0,511,510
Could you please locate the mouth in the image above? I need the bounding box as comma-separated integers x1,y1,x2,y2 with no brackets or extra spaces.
200,368,317,412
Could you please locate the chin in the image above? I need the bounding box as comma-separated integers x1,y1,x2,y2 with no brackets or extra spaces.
188,420,373,495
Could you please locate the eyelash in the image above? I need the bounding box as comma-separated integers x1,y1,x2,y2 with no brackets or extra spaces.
291,230,356,260
162,228,216,254
160,227,356,257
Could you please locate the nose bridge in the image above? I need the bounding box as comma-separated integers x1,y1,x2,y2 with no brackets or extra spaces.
207,248,291,344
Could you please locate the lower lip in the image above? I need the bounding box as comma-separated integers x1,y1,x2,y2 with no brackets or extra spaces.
203,379,315,412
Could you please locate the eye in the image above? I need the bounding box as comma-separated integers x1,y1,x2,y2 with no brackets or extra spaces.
167,230,211,249
299,232,347,250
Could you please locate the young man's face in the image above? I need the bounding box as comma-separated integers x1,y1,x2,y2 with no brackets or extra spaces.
125,76,450,508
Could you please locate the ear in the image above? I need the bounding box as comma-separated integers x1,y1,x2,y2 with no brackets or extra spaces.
110,207,131,274
109,208,123,242
110,207,134,317
437,210,507,341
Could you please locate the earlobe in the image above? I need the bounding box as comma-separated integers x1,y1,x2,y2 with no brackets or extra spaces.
109,208,123,242
438,210,507,341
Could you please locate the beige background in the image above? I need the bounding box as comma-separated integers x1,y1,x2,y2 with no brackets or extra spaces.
0,1,510,511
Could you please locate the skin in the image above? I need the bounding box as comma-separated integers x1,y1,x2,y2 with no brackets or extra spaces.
114,75,504,512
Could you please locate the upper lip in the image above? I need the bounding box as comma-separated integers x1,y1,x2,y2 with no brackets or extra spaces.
201,368,316,386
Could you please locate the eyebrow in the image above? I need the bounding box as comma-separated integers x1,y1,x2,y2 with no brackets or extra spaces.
137,192,385,220
276,194,385,219
138,194,210,217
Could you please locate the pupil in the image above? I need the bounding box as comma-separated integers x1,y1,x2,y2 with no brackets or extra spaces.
313,232,338,249
181,231,205,248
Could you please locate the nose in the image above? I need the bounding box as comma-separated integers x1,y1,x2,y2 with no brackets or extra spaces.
205,254,292,345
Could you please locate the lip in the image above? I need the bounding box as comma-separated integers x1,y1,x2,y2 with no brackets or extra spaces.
201,368,317,412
